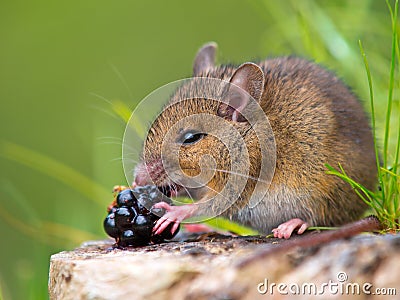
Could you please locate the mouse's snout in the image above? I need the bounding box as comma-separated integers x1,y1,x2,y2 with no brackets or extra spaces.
134,159,184,198
134,159,168,187
133,162,152,186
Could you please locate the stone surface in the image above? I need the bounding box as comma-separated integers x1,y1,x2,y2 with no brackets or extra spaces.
49,233,400,300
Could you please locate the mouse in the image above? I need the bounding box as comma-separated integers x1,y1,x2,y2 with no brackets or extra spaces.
133,42,377,239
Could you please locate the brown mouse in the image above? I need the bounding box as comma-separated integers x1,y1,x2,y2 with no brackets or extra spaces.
133,42,377,239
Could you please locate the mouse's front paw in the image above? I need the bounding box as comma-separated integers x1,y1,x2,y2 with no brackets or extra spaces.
152,202,196,235
272,218,309,239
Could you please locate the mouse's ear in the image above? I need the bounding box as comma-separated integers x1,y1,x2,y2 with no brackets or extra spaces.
193,42,217,75
218,62,264,122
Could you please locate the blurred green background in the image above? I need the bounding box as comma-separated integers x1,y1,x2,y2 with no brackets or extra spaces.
0,0,398,299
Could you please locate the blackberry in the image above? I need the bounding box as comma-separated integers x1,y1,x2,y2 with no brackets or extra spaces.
116,189,135,207
150,222,179,243
119,230,145,247
136,195,151,215
103,185,180,247
114,207,134,229
103,213,119,239
158,222,180,240
133,215,153,237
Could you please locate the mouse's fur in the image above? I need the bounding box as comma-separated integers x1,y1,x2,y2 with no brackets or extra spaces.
135,43,376,234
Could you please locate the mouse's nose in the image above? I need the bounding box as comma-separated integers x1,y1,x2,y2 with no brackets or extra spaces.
134,163,152,186
134,174,149,186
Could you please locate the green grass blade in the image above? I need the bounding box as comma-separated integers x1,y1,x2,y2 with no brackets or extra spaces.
385,0,399,218
381,167,400,177
335,0,400,230
41,221,101,242
383,0,398,169
204,217,260,235
389,0,400,217
0,141,110,206
109,99,133,124
308,226,339,231
359,40,385,201
0,203,100,247
325,164,375,206
0,180,42,227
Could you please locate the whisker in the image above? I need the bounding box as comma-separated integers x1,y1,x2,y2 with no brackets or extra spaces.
176,182,196,204
88,104,121,121
96,136,123,142
95,138,139,155
89,92,114,105
178,175,233,204
110,157,126,163
120,158,140,164
123,145,141,152
196,180,234,204
202,167,269,184
95,137,141,155
88,93,130,125
109,63,134,101
97,140,124,146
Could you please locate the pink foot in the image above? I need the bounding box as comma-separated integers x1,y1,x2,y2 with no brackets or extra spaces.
272,218,309,239
152,202,197,235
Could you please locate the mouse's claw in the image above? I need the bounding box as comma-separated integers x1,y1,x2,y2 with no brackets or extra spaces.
272,218,309,239
152,202,196,235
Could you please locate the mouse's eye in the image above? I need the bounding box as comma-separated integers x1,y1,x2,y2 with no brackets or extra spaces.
180,131,206,145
